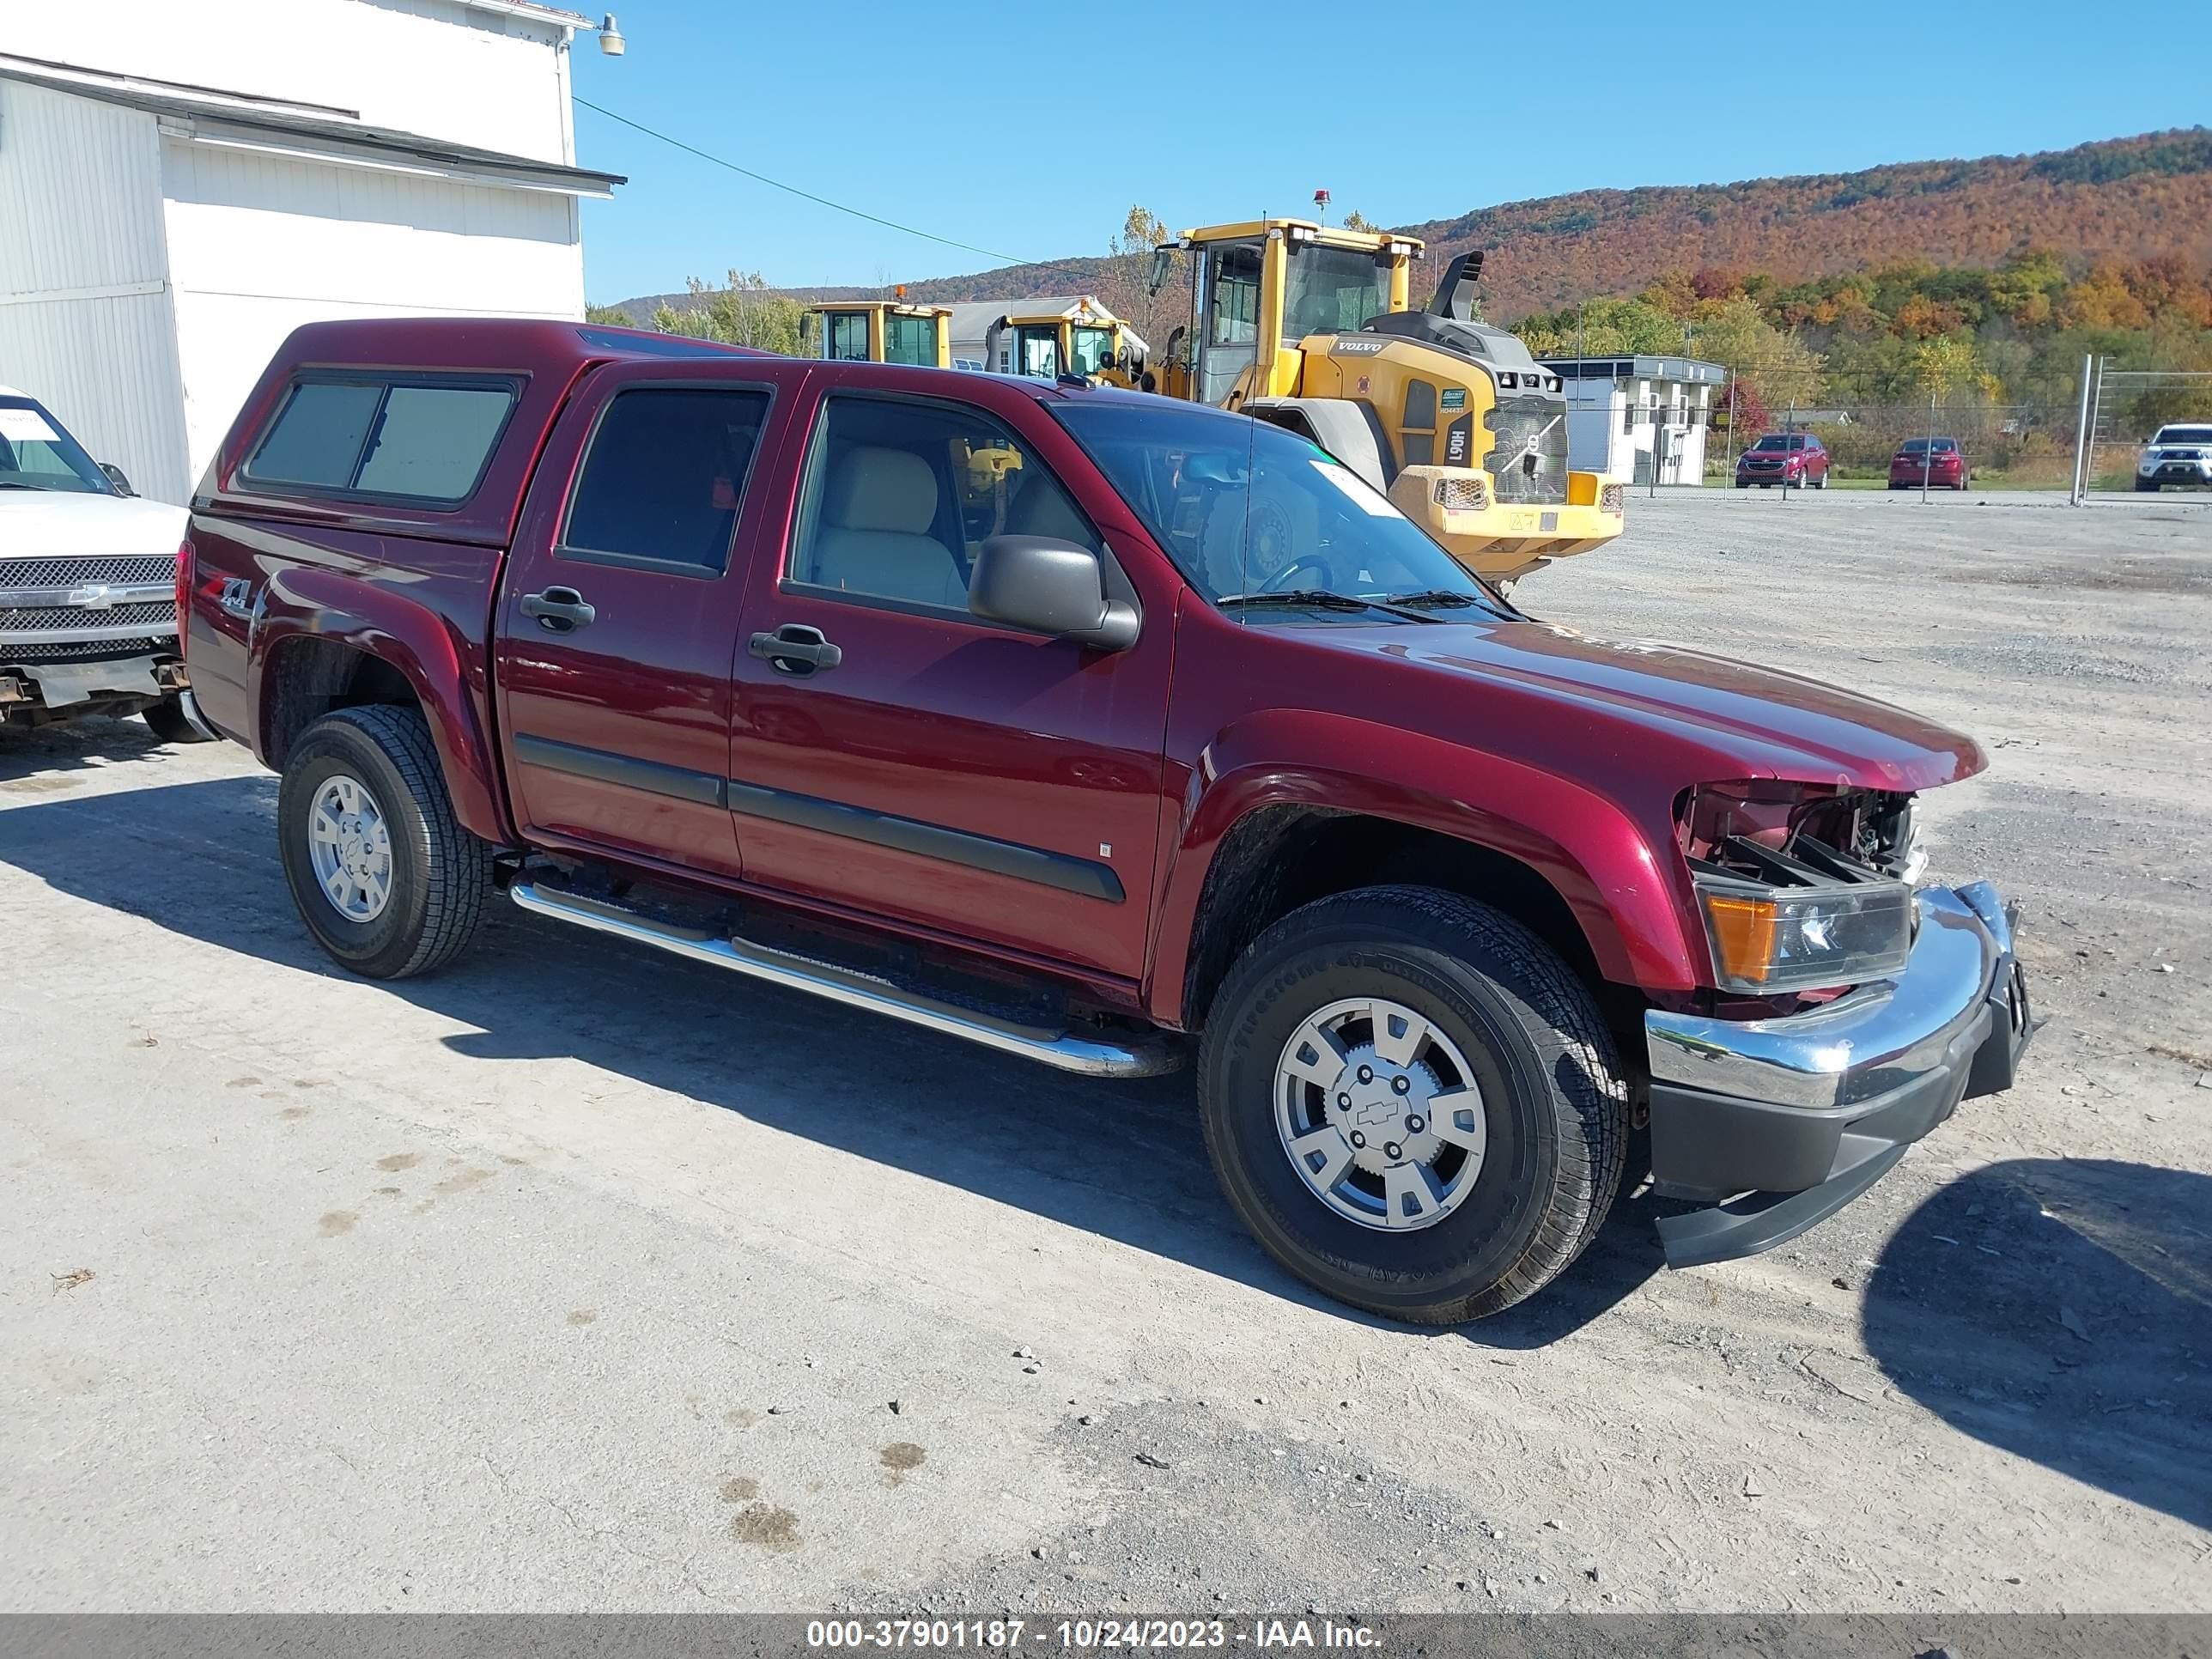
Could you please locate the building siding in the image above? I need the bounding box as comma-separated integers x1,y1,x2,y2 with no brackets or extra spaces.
161,137,584,491
0,82,191,501
4,0,576,166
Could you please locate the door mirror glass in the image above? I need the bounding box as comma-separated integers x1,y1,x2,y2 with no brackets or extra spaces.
969,536,1138,650
99,461,135,495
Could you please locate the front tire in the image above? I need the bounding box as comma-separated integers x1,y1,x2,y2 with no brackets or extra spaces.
1197,886,1628,1324
278,705,493,979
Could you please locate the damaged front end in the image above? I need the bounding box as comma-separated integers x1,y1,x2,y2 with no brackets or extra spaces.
1641,781,2033,1267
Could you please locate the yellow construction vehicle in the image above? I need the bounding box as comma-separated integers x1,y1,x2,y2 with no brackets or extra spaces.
1148,220,1624,585
950,297,1151,388
805,295,953,368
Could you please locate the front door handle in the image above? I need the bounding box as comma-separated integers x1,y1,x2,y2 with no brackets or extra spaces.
748,623,842,676
520,586,596,632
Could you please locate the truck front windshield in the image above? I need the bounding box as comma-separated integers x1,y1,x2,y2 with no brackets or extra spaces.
1281,244,1392,340
0,398,110,494
1054,400,1505,617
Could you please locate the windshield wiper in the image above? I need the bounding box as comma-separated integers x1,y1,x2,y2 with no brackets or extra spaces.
1379,588,1489,610
1218,590,1441,623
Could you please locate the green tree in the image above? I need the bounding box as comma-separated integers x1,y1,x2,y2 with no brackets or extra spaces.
1103,205,1185,361
654,270,809,356
585,302,633,326
1340,210,1378,233
1688,298,1824,410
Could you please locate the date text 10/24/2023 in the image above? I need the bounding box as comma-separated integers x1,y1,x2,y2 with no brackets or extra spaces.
805,1620,1382,1650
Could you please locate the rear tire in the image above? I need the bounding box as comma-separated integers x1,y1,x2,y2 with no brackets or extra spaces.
1197,885,1628,1324
142,696,212,744
278,705,493,979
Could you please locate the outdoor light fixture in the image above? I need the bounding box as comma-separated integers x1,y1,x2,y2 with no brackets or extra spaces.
597,12,625,55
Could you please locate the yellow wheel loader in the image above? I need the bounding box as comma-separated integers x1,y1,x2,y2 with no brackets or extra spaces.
805,296,954,368
950,297,1152,388
1149,220,1624,585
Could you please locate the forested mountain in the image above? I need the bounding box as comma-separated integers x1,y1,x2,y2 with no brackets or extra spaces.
605,129,2212,324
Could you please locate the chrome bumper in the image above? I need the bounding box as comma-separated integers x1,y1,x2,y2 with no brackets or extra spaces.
1642,883,2031,1265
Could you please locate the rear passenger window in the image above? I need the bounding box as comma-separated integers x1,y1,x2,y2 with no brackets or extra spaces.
562,388,770,574
245,377,517,503
787,395,1097,613
247,382,382,488
355,386,514,498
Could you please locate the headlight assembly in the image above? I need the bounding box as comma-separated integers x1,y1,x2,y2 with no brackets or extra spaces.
1695,873,1915,994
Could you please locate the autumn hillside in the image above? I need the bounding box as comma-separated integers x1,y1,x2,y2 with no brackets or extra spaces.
607,128,2212,324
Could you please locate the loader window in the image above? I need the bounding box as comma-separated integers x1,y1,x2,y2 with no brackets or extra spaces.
1281,245,1392,339
1200,242,1263,404
1070,326,1115,377
884,312,941,367
824,312,873,362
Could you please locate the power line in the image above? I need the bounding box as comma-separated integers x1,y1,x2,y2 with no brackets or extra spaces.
574,96,1037,269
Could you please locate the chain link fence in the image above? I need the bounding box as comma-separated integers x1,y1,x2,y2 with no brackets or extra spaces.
2076,365,2212,499
1700,397,2082,489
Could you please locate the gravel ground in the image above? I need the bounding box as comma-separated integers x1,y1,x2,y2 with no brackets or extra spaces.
2,488,2208,1613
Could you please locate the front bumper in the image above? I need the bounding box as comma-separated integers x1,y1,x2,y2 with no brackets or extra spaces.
0,651,182,717
1642,881,2031,1267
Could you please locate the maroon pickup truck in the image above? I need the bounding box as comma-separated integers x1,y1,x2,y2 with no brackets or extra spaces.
177,319,2031,1323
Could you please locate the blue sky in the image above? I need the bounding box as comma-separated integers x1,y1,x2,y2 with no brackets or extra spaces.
571,1,2202,306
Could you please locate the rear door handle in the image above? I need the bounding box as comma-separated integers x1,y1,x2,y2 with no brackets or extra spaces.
748,623,842,676
520,586,595,631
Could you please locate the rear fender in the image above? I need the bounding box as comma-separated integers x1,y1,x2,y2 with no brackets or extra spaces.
1146,709,1705,1025
250,567,509,843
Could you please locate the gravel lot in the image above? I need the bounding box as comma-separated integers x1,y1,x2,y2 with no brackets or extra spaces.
3,489,2208,1613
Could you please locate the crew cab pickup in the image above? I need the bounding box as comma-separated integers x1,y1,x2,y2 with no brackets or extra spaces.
179,319,2032,1323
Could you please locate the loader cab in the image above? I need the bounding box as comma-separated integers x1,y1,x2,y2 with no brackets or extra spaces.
1164,220,1419,407
972,298,1149,386
805,300,953,368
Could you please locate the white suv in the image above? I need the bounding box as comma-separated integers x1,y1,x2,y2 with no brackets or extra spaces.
2136,422,2212,491
0,387,206,738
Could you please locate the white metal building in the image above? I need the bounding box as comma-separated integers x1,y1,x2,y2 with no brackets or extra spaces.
0,1,621,504
1539,355,1727,487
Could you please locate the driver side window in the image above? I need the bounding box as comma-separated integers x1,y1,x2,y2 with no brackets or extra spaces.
786,395,1101,615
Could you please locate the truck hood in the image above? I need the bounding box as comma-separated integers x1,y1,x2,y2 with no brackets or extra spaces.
0,490,188,558
1316,616,1984,793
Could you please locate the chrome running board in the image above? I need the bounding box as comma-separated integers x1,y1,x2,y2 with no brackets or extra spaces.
508,880,1182,1078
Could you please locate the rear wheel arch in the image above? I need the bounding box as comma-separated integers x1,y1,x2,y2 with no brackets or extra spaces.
255,629,507,843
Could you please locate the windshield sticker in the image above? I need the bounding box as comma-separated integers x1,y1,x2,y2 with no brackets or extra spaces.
0,409,61,444
1310,459,1400,518
1441,387,1467,410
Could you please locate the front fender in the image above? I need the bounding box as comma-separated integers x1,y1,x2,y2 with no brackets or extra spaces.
251,567,510,844
1146,708,1705,1024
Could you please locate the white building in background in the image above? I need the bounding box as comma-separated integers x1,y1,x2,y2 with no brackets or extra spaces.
0,0,622,504
1539,355,1727,487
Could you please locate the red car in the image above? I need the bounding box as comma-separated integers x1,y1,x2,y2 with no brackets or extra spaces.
1891,438,1970,490
1735,433,1829,489
176,318,2031,1323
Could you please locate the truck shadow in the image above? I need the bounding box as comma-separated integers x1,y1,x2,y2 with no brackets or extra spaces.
0,770,1662,1338
0,713,174,781
1863,1158,2212,1528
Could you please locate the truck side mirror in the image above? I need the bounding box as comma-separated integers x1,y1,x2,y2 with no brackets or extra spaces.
1148,247,1173,296
969,536,1139,651
99,462,135,496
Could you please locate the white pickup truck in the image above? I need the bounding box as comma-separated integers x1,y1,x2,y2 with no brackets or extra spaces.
1,386,204,738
